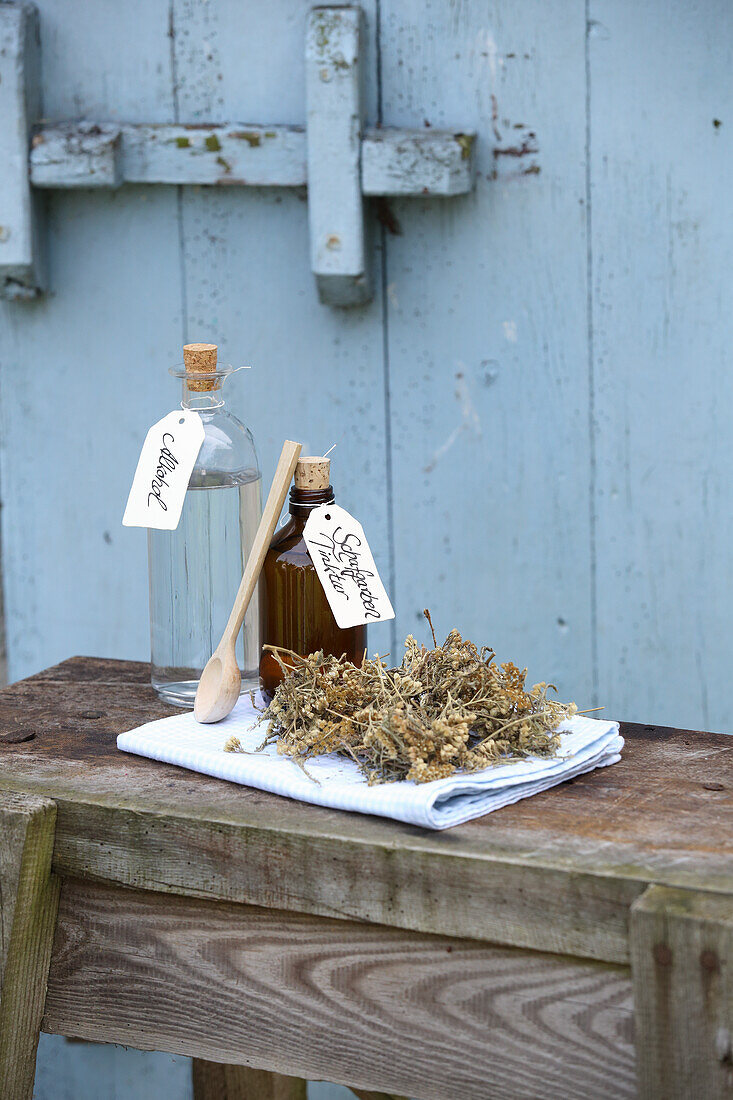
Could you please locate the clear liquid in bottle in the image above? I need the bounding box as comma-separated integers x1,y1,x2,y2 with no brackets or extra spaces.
148,471,261,705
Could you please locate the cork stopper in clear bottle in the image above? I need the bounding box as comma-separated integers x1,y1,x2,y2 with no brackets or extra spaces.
183,342,218,392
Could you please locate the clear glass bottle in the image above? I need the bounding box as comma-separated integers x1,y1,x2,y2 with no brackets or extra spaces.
148,343,262,705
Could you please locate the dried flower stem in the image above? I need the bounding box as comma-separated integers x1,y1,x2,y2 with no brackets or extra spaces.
230,612,579,785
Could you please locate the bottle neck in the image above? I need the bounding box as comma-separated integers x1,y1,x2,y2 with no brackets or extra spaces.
288,485,335,520
181,380,225,411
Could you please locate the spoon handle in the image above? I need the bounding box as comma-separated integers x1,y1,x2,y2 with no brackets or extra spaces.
220,439,302,645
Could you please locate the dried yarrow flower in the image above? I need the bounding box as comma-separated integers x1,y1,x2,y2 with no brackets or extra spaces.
226,611,578,784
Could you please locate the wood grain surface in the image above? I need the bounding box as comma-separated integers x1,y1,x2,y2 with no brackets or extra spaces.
1,658,732,968
631,885,733,1100
43,878,636,1100
0,790,60,1100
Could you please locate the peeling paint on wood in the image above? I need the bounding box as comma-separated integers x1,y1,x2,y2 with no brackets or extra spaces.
0,2,43,299
30,123,122,188
28,120,477,198
589,0,733,731
31,123,308,188
362,129,476,196
306,6,370,304
380,0,593,705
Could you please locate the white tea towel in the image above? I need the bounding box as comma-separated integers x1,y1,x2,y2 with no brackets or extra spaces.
117,694,623,830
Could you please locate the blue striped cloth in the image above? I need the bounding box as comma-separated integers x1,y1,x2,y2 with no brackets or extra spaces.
117,696,623,830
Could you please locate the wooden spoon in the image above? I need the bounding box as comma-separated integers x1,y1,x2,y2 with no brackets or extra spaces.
194,439,302,723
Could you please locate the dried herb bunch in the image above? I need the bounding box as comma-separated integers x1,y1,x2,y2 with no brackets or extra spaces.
226,612,578,784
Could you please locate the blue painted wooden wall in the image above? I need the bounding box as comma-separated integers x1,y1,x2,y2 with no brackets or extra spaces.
0,0,730,1095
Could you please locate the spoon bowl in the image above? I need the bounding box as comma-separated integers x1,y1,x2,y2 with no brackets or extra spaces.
194,652,241,724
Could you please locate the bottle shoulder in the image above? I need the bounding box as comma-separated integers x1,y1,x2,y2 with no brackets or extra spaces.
268,518,312,564
193,408,260,482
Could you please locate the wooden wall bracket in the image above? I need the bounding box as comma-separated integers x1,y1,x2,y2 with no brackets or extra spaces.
0,3,476,306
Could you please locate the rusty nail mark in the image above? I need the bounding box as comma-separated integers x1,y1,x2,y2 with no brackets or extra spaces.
653,943,673,967
700,950,720,972
325,234,341,250
493,139,539,159
374,197,402,236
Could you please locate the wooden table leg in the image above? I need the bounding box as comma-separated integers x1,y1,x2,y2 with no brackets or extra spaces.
0,790,60,1100
631,884,733,1100
192,1060,308,1100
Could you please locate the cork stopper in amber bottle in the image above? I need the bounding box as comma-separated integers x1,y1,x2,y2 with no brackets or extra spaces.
294,457,331,490
183,342,218,392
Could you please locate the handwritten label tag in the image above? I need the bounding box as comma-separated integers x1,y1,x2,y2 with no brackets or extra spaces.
303,504,395,629
122,410,204,530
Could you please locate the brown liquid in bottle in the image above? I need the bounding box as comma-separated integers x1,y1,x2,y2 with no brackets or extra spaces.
259,461,366,700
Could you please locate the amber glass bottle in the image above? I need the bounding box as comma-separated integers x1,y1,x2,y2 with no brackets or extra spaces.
260,457,366,700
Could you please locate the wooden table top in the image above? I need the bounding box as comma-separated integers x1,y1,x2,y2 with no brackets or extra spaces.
0,656,731,965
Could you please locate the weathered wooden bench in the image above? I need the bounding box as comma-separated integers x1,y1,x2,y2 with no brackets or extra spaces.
0,657,731,1099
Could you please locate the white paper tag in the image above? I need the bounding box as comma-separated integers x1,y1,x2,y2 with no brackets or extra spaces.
303,504,395,629
122,410,205,530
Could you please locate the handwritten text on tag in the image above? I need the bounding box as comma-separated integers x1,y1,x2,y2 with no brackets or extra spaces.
122,410,204,530
303,504,395,629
